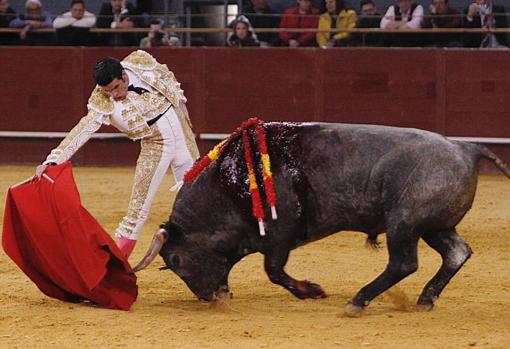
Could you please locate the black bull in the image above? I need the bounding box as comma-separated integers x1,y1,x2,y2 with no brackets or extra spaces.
134,122,510,315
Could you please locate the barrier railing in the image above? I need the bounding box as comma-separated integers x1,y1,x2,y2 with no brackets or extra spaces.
2,27,510,34
1,19,509,47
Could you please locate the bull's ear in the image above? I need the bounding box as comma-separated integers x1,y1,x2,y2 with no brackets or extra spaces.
161,222,184,242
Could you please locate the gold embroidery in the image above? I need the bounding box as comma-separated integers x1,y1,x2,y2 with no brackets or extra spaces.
174,105,200,161
122,50,157,70
116,126,164,239
128,91,171,120
45,111,104,164
127,127,153,140
88,87,114,114
123,55,187,107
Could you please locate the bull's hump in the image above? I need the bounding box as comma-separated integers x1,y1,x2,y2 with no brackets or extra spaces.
309,123,448,144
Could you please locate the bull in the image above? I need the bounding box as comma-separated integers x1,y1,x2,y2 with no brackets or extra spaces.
134,122,510,315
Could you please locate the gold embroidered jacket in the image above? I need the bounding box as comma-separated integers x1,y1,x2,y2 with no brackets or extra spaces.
43,50,190,165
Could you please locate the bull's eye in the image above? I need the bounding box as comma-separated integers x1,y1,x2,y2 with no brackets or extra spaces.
170,254,181,268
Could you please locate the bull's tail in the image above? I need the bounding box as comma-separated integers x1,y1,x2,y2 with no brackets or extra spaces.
472,143,510,178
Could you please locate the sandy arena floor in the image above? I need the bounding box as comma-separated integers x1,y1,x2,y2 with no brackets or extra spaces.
0,165,509,349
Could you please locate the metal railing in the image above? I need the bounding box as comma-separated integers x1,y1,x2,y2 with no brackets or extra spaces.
2,26,510,34
1,11,510,47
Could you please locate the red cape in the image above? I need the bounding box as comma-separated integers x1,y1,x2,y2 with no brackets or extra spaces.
2,162,138,310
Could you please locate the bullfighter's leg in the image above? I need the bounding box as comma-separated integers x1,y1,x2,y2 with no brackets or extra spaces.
347,224,419,316
416,229,472,311
264,246,326,299
116,108,195,258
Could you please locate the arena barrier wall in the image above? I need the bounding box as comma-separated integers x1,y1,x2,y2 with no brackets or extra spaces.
0,47,508,173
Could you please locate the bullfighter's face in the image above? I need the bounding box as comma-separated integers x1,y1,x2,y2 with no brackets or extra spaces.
101,70,129,101
160,227,234,301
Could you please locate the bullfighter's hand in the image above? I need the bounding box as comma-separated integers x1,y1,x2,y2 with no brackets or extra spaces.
35,164,50,178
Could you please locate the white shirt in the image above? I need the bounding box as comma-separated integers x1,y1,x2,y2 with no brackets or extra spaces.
53,11,96,29
380,4,424,29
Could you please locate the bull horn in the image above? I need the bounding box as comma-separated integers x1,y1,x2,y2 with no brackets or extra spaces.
131,228,169,273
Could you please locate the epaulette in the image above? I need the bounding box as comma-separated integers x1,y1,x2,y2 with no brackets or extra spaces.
87,86,114,114
122,50,157,71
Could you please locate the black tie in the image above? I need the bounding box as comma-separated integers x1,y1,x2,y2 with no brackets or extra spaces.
128,85,149,95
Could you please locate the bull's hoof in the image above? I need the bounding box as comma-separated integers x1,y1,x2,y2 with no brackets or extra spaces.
291,280,327,299
345,302,364,317
416,303,434,312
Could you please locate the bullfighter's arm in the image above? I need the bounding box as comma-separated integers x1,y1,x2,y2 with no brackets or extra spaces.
42,110,106,165
153,63,187,106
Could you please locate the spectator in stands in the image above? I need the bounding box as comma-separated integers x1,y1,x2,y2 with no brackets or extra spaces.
53,0,96,29
380,0,424,46
0,0,16,27
421,0,462,47
227,15,260,47
316,0,357,47
243,0,280,46
136,0,151,16
9,0,52,44
354,0,382,46
139,19,181,48
53,0,96,45
0,0,16,44
463,0,508,48
279,0,320,47
97,0,140,46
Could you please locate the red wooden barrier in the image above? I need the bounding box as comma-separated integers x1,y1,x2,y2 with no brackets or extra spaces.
0,47,508,170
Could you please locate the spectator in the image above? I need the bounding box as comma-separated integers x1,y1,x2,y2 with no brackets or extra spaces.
139,19,181,48
9,0,53,44
422,0,462,47
316,0,357,47
380,0,424,46
463,0,508,48
136,0,151,14
243,0,280,46
0,0,16,27
0,0,16,44
279,0,320,47
354,0,382,46
227,15,260,47
97,0,140,46
53,0,96,45
53,0,96,29
135,0,151,27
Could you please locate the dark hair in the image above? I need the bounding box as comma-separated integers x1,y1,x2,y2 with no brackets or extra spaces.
149,18,165,28
93,57,123,86
71,0,85,6
335,0,345,11
359,0,374,9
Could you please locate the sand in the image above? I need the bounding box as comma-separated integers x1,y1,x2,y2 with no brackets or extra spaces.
1,165,509,349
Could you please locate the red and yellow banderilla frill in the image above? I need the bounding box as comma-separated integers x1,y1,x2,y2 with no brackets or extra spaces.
183,117,277,236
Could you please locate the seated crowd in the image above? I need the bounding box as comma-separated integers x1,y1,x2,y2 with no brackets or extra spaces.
0,0,181,46
0,0,508,47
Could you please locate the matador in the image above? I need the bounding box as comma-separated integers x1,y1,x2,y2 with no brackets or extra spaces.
36,50,199,258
